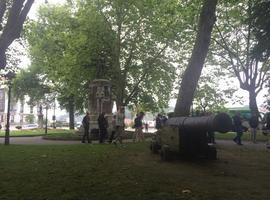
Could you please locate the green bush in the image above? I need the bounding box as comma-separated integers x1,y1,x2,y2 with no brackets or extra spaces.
15,125,22,130
25,114,35,124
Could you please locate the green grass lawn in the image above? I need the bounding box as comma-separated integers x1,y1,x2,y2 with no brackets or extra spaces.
0,142,270,200
0,129,153,140
0,129,76,137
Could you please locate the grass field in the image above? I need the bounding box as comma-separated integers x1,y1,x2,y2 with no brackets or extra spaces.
0,129,76,137
0,142,269,200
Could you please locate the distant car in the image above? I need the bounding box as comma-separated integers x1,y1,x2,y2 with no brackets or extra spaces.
22,124,38,129
76,122,82,129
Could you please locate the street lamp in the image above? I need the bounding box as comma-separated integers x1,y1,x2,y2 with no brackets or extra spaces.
45,104,48,134
4,71,16,145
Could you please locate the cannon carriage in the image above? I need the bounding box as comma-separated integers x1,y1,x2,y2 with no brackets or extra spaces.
150,113,232,160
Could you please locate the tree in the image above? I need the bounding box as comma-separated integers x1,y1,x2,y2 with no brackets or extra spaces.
193,67,239,113
25,3,114,129
26,0,198,115
91,0,178,110
174,0,218,116
0,0,34,69
250,0,270,60
250,0,270,112
12,65,51,128
212,0,270,115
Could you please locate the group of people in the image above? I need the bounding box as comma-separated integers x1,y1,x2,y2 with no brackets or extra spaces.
232,111,267,145
81,107,125,144
155,114,167,130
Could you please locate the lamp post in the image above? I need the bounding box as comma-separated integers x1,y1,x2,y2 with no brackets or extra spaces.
4,71,16,145
52,97,56,129
45,104,48,134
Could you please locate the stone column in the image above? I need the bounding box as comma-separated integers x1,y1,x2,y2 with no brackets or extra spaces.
87,79,113,135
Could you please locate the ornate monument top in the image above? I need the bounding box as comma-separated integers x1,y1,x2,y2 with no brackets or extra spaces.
88,79,113,115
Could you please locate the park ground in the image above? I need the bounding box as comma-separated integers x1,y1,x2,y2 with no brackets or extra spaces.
0,138,270,200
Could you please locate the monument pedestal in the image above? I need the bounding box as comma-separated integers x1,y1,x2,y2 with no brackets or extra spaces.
79,79,114,139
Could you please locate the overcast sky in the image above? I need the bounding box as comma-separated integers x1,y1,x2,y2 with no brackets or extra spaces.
28,0,66,19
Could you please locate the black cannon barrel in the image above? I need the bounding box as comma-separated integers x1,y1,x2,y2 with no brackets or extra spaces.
165,113,232,133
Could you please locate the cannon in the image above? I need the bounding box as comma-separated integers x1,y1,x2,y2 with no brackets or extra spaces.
150,113,232,160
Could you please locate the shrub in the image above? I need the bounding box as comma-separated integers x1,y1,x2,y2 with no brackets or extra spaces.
15,125,22,130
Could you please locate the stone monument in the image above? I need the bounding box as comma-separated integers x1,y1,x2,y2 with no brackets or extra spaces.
88,79,114,133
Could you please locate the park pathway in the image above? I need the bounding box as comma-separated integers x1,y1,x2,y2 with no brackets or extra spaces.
0,136,269,150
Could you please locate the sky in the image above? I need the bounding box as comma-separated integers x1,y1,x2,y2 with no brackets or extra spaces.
28,0,66,19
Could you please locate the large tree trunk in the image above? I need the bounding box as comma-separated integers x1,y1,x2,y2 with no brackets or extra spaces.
249,88,259,115
174,0,218,117
37,104,43,129
0,0,34,69
20,98,24,124
68,96,75,130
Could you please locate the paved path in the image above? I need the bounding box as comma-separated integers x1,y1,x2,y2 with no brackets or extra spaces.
215,139,269,150
0,136,269,150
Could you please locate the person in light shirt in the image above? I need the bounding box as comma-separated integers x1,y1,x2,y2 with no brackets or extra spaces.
113,107,125,144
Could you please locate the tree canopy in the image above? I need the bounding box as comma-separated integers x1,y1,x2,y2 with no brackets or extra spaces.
25,0,200,114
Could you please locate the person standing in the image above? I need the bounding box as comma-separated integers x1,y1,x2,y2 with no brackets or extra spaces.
249,112,259,143
114,107,125,144
233,112,243,145
155,114,162,130
82,111,91,143
265,113,270,149
144,122,149,133
108,115,116,143
98,112,108,143
134,112,145,142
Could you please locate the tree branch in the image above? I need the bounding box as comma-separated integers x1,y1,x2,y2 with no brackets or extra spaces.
123,43,169,105
2,0,34,41
0,0,6,29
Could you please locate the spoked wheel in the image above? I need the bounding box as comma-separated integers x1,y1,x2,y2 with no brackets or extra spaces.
150,141,159,154
160,145,171,161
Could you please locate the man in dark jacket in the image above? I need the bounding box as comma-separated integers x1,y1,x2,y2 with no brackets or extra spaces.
98,112,108,143
249,112,259,143
155,114,162,130
82,111,91,143
134,112,145,142
233,112,243,145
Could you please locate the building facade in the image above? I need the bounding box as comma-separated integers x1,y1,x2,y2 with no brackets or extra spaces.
0,87,38,127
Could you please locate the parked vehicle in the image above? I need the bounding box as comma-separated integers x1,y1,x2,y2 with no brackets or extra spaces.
22,124,38,129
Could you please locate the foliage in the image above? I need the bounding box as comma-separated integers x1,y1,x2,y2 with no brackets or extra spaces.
95,0,193,110
211,0,270,114
25,114,35,124
193,66,239,112
12,65,51,105
25,0,203,113
25,3,113,112
250,0,270,60
15,125,22,130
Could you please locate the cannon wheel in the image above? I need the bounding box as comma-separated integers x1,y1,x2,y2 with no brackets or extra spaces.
206,146,217,160
150,141,159,154
160,145,171,161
